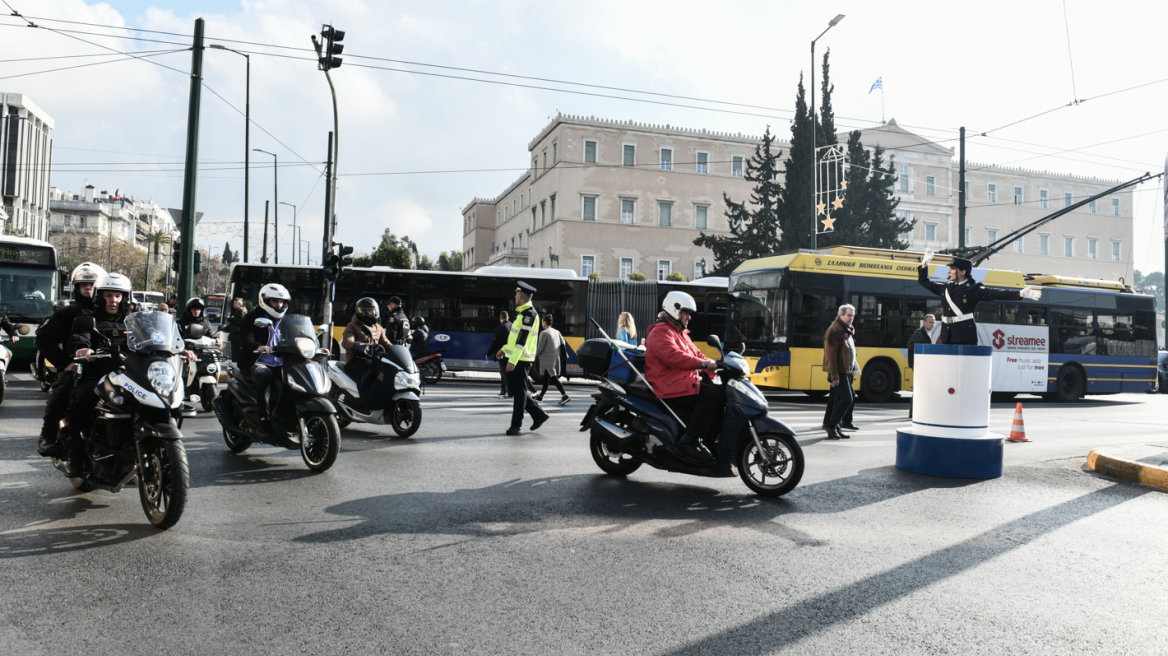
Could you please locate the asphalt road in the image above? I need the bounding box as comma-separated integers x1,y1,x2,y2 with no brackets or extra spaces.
1,373,1165,655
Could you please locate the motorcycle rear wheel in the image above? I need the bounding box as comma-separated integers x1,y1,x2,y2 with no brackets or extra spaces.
736,432,803,497
300,412,341,472
138,439,189,530
421,362,442,385
391,399,421,438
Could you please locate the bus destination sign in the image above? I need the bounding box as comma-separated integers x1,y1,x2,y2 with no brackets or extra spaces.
0,246,52,266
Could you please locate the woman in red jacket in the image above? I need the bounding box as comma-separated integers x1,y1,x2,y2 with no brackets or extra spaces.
644,291,722,465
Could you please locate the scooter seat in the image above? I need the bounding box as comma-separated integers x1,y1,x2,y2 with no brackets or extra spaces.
624,382,663,405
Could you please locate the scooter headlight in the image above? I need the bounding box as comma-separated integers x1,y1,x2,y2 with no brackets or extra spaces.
727,378,767,407
295,337,317,360
148,361,177,396
394,371,420,389
206,362,218,374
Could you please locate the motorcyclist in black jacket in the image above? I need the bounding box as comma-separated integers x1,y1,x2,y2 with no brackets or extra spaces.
35,262,105,457
385,296,411,346
178,297,219,342
409,316,429,359
62,272,132,476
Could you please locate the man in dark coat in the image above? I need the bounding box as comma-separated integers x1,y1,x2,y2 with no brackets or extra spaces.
227,297,246,362
906,314,935,419
384,296,411,346
823,304,858,441
917,250,1041,345
486,310,511,398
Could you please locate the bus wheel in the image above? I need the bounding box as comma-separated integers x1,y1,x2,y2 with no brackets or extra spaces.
1055,366,1085,403
860,362,895,403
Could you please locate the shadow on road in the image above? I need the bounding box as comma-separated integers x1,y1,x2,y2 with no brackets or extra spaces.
0,522,157,559
191,452,317,488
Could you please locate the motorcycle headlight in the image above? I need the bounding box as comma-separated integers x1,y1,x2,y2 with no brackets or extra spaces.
394,371,420,389
728,378,767,407
148,361,177,396
295,336,317,359
206,362,218,374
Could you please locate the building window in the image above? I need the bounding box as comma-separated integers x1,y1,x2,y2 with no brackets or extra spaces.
964,180,970,197
542,151,547,174
497,210,501,225
1040,189,1048,209
1112,241,1121,261
926,176,935,196
1089,200,1097,214
964,227,971,245
925,224,936,241
987,229,998,244
897,211,912,241
1088,239,1098,259
552,142,557,164
695,205,708,230
899,165,909,193
550,196,556,221
513,199,517,215
697,152,708,174
621,199,635,224
1040,234,1049,255
732,156,743,177
620,258,633,278
1065,192,1072,207
694,261,705,280
1013,237,1024,253
658,202,672,227
623,144,635,167
1014,186,1023,205
1111,198,1119,216
657,260,672,280
660,148,672,171
540,202,546,227
987,184,997,203
582,196,597,221
584,140,597,164
581,255,595,277
533,157,537,175
1064,237,1074,257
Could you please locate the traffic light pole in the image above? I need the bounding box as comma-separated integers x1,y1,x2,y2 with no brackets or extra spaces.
177,18,205,307
321,131,333,330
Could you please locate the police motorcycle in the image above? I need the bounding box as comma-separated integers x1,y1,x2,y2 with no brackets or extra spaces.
327,324,423,438
212,314,341,472
181,323,224,413
52,311,191,529
577,323,804,497
0,318,31,405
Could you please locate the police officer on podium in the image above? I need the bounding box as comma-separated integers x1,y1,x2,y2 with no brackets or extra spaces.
497,281,549,435
917,249,1042,345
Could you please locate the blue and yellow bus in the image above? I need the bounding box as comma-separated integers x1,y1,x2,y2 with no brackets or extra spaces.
727,246,1158,402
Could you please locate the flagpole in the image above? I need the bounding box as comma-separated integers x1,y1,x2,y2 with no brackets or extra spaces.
881,85,885,123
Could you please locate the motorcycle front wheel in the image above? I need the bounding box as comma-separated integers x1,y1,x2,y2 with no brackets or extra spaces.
138,438,189,529
391,398,421,438
421,362,442,385
300,412,341,472
736,431,803,497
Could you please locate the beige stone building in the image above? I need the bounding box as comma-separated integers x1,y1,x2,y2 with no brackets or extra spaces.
463,114,1135,283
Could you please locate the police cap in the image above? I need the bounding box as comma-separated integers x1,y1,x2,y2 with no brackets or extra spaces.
951,257,973,274
516,281,537,295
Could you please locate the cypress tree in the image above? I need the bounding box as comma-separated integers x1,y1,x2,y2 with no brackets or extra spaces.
778,75,815,251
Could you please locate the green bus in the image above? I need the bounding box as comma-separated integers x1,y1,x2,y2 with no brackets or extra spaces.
0,235,63,360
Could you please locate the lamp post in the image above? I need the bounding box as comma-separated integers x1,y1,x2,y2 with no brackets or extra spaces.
287,223,302,266
280,201,297,264
699,257,707,279
811,13,845,250
208,44,250,263
254,148,278,263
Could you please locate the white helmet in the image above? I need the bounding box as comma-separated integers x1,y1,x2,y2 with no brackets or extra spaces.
258,283,291,318
70,261,107,300
662,291,697,322
93,272,132,314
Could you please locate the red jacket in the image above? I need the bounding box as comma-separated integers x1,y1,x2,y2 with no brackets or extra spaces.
644,319,709,399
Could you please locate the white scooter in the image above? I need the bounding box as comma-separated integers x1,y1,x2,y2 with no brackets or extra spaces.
326,338,423,438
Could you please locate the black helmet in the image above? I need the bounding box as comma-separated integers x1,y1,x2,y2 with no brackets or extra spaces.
388,296,403,308
410,316,426,329
355,297,380,325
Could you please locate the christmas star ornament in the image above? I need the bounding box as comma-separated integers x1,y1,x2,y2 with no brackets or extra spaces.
821,216,836,230
817,203,826,215
832,197,843,210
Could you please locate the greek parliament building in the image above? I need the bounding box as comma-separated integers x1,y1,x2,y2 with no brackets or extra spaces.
460,113,1134,284
0,93,54,241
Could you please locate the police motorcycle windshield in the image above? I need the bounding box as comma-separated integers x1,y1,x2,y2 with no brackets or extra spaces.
125,311,185,354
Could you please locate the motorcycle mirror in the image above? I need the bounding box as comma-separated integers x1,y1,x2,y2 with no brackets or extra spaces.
254,317,272,328
17,323,30,335
188,323,205,339
707,334,723,353
72,316,96,333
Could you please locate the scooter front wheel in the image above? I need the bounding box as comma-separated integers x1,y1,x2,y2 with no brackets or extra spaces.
737,432,803,497
391,399,421,438
300,412,341,472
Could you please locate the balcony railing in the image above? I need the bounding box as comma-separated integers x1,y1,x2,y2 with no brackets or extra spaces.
486,246,529,267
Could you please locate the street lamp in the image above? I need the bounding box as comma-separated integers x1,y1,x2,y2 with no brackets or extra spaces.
208,44,250,263
547,246,559,267
699,257,707,279
280,201,297,264
254,148,278,263
811,13,844,250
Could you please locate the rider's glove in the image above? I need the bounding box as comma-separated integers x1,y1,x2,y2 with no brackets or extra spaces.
351,343,372,358
1019,285,1042,301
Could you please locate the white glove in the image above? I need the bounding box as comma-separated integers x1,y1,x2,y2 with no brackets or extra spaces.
921,249,934,266
1019,285,1042,301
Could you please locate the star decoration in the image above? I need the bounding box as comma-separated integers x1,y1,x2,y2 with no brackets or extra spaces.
821,216,836,230
832,198,844,210
841,181,848,189
817,202,827,216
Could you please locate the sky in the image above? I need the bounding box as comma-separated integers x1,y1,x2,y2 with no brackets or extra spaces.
2,0,1166,273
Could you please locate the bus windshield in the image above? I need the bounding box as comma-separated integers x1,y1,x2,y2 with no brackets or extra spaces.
727,269,787,352
0,266,59,322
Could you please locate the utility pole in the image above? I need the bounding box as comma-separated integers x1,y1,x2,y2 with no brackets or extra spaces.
177,18,205,306
262,200,270,263
959,127,966,250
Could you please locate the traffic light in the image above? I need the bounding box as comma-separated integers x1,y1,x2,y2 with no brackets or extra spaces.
319,25,344,71
323,243,354,282
193,250,203,275
338,244,353,279
323,250,340,282
172,246,181,272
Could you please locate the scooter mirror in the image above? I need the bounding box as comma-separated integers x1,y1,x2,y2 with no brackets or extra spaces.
254,317,272,328
729,342,745,355
188,323,205,339
707,334,723,352
17,323,30,335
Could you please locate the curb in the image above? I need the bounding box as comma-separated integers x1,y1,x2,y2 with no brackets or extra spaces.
1086,449,1168,492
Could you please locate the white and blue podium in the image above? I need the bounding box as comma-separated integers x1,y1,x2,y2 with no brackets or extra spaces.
896,344,1004,479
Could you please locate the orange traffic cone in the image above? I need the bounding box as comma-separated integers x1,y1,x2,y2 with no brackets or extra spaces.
1007,402,1030,442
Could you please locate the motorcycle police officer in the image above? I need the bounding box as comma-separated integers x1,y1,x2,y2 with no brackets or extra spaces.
917,249,1042,345
34,262,106,457
385,296,411,346
497,281,548,436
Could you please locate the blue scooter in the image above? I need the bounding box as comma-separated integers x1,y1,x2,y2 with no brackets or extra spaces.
578,325,804,497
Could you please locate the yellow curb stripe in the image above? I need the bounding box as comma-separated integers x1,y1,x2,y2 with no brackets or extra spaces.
1087,449,1168,492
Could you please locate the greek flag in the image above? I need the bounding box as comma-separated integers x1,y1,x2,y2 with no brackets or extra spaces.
869,77,882,94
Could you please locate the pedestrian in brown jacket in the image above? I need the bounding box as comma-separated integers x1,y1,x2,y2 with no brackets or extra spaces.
823,304,858,440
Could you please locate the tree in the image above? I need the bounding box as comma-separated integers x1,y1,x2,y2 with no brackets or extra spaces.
222,241,237,265
437,251,463,272
587,272,600,282
355,229,416,269
777,73,817,252
417,254,433,270
1134,270,1165,310
693,126,785,275
141,229,173,292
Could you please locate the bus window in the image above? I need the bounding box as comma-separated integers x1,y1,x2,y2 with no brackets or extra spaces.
790,293,838,348
850,295,903,348
974,305,1000,323
459,277,512,334
1003,304,1046,325
728,289,787,351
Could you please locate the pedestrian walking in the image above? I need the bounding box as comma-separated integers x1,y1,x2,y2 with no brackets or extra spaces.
616,312,637,345
906,314,935,418
487,310,511,398
534,314,570,405
823,304,858,440
228,297,246,362
497,281,548,435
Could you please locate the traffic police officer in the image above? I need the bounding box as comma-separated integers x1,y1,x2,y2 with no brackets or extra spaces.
917,249,1042,345
497,281,549,435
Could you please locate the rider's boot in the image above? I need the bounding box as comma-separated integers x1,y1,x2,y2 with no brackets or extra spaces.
36,429,62,457
676,432,714,465
61,432,86,478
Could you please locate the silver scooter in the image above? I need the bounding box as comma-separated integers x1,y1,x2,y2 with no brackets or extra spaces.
327,336,423,438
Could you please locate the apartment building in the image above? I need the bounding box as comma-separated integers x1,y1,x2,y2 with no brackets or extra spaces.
48,185,177,256
0,93,54,240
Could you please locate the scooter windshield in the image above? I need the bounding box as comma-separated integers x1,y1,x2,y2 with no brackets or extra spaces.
276,314,318,345
124,310,185,354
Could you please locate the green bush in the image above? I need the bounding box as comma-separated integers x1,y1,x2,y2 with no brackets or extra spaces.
627,272,648,281
665,272,686,282
587,272,601,281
